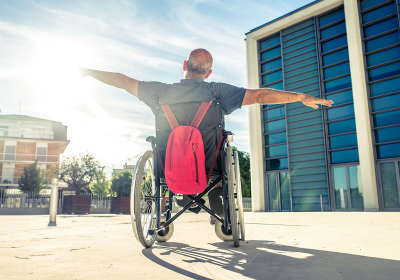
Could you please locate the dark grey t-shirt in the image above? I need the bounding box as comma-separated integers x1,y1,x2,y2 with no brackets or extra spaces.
138,78,247,119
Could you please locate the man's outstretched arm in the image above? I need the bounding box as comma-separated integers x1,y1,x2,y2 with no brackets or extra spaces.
242,88,333,109
79,68,139,98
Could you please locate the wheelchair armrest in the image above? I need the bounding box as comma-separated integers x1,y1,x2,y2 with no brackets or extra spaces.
146,136,156,143
223,131,233,136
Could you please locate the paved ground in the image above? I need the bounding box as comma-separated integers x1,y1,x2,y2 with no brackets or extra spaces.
1,212,400,280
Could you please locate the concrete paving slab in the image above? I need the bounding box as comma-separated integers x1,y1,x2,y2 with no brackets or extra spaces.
1,212,400,279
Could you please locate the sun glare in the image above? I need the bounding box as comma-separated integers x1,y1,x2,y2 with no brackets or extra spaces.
27,39,92,101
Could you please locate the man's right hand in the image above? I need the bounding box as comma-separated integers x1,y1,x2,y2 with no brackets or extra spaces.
77,68,89,78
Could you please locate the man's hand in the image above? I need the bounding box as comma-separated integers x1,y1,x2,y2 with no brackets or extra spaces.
77,68,139,98
78,68,89,78
301,95,333,109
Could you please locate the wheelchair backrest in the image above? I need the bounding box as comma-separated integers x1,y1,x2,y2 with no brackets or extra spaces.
155,99,223,178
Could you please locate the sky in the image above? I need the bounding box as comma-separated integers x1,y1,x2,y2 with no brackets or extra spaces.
0,0,313,173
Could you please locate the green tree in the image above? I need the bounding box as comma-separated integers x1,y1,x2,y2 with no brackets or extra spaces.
232,146,251,197
111,171,132,196
44,164,59,184
90,168,111,196
59,153,102,194
18,160,47,193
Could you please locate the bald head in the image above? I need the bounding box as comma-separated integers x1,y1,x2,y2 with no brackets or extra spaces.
185,49,213,78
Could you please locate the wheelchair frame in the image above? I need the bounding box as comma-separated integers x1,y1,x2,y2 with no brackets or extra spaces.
131,130,244,248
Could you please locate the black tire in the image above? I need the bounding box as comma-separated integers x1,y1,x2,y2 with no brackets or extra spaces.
155,216,174,242
227,145,240,247
131,150,157,248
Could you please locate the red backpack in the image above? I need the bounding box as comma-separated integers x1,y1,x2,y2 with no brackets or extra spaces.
160,101,212,194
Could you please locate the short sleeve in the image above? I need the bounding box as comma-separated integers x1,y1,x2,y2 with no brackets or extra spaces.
212,82,247,115
138,81,169,112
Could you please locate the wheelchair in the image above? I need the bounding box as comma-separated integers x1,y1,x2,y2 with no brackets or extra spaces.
130,97,245,248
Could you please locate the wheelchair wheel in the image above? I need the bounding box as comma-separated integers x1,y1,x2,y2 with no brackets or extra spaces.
227,145,240,247
155,216,174,242
131,150,158,248
215,218,233,242
234,151,245,242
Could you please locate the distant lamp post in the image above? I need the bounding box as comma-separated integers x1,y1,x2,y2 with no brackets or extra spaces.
48,178,59,226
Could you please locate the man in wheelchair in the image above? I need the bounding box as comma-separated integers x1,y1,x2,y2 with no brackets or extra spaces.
80,49,333,248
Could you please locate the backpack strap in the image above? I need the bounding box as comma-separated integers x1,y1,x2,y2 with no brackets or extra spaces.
161,104,179,130
190,101,213,128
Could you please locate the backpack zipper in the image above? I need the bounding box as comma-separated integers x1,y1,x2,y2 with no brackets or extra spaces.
192,143,198,182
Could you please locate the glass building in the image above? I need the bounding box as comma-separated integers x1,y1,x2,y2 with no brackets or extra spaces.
246,0,400,211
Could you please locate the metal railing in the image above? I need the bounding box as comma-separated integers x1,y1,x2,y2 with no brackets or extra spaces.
0,128,54,139
0,190,111,209
0,176,20,185
0,190,62,209
0,153,59,162
242,197,252,210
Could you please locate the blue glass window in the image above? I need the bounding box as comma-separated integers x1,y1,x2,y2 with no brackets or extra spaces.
365,32,400,52
322,48,349,66
263,106,285,120
375,126,400,143
325,75,352,93
330,133,358,149
265,144,288,158
361,0,388,10
327,104,355,121
265,131,287,146
321,35,348,53
372,93,400,112
327,90,353,105
319,9,344,27
377,143,400,158
328,118,356,135
369,77,400,96
264,119,286,133
261,47,281,61
266,157,288,171
373,109,400,127
362,3,396,24
331,148,359,164
260,35,280,50
267,81,284,90
320,22,346,40
367,46,400,67
263,104,281,109
364,17,398,38
262,70,283,85
368,62,400,82
324,62,350,80
261,58,281,73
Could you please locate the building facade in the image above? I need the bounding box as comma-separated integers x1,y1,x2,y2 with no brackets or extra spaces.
0,115,69,190
246,0,400,211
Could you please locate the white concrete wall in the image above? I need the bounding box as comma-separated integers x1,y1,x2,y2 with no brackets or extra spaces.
344,0,379,211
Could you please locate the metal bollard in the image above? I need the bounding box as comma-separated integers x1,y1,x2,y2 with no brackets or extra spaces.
320,195,324,212
48,178,59,227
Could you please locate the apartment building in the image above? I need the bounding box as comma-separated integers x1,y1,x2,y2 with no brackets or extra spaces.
246,0,400,211
0,115,70,190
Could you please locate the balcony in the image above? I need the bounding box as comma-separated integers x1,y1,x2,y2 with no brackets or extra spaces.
0,153,59,163
0,128,54,139
0,176,19,185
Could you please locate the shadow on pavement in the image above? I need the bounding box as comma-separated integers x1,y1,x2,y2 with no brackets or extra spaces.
142,240,400,280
